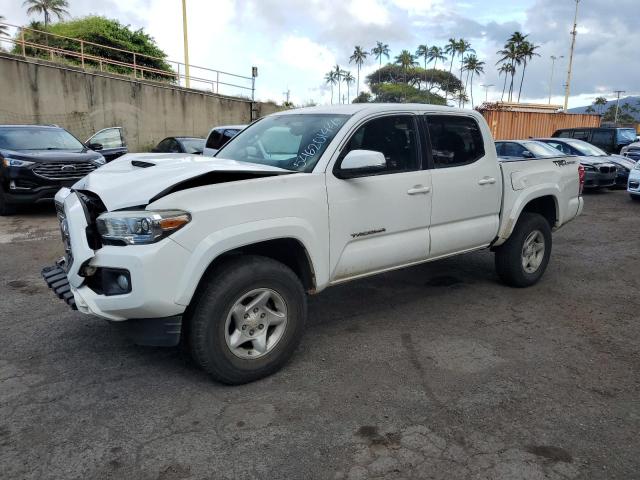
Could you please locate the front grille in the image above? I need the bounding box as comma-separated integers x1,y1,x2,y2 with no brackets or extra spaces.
599,166,616,174
32,162,97,180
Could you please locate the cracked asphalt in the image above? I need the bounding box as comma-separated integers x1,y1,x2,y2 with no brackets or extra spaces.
1,189,639,479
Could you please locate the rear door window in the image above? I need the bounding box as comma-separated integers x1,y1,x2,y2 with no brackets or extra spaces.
206,129,224,150
425,115,485,168
591,130,614,148
572,130,589,141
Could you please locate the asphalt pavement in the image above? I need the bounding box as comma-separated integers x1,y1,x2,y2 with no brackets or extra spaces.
1,190,638,479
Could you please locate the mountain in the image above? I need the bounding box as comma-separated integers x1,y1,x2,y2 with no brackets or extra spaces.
568,95,640,121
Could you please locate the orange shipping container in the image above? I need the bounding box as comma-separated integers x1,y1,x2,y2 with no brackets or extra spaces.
481,110,601,140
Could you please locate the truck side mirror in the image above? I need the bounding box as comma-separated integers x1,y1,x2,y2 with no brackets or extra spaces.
522,150,534,159
87,142,103,151
336,150,386,179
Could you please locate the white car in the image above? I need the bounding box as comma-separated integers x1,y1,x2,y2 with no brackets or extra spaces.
43,104,583,384
628,160,640,201
202,124,246,157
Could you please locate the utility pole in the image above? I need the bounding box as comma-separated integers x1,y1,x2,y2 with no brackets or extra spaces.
563,0,580,111
282,88,290,104
182,0,190,88
549,55,563,104
613,90,626,124
480,84,494,103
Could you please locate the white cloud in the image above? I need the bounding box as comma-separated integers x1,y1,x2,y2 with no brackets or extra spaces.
348,0,390,26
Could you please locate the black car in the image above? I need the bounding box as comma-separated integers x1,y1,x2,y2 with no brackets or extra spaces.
536,138,635,188
0,125,106,215
552,127,637,154
151,136,205,154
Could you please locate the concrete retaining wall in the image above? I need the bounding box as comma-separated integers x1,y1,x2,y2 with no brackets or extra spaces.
0,53,281,151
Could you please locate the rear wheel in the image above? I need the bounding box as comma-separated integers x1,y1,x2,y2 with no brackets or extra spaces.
495,213,552,288
187,255,306,384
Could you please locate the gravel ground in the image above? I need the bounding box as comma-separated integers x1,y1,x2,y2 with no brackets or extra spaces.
1,190,639,480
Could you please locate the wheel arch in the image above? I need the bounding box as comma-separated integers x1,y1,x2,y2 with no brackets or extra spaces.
495,190,560,246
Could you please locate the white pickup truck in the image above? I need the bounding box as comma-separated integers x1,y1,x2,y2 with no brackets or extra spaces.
43,104,584,384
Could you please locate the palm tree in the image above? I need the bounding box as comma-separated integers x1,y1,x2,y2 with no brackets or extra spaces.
0,16,8,36
426,46,446,90
443,38,458,101
497,42,520,102
455,90,469,107
333,65,343,104
343,72,355,103
324,71,337,104
457,39,475,90
594,96,607,114
23,0,70,28
415,44,429,86
371,41,390,83
516,40,540,102
395,49,417,83
497,63,513,101
463,54,485,107
349,46,368,97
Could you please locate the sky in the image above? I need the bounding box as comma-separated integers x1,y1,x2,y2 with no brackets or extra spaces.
2,0,638,108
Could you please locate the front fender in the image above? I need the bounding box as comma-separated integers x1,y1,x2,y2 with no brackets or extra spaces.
173,217,325,306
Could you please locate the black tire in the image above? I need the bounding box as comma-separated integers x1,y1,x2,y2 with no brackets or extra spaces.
494,212,552,288
187,255,306,384
0,190,16,216
631,194,640,202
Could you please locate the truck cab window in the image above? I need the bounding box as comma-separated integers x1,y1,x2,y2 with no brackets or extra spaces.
341,115,419,173
426,115,485,167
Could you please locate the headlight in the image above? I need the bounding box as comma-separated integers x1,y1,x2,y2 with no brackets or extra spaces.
96,210,191,245
2,158,35,168
93,156,106,166
582,164,596,171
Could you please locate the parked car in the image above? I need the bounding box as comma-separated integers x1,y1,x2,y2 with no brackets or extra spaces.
152,136,205,155
43,104,583,384
551,127,637,154
628,160,640,201
85,127,128,162
0,124,105,215
536,138,625,189
203,125,246,156
621,141,640,162
495,140,569,160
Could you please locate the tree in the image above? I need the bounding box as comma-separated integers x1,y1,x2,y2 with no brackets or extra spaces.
23,0,69,28
324,70,337,104
585,106,595,113
332,65,344,103
463,54,485,107
349,45,368,97
415,44,429,86
352,91,372,103
426,46,446,89
16,16,174,81
516,40,540,102
594,96,607,114
498,63,514,101
497,41,519,102
371,41,390,83
395,49,418,83
343,71,355,103
443,38,458,101
456,38,475,100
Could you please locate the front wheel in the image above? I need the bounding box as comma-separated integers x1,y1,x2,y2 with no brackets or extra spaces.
0,190,16,216
187,255,307,384
631,194,640,202
494,213,552,288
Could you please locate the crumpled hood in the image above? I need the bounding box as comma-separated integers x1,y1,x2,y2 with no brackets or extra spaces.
575,155,616,167
72,152,291,210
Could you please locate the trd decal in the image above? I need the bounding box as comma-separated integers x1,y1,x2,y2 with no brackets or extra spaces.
351,228,386,239
552,159,577,167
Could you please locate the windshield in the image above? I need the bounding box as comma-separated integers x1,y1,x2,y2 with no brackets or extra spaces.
617,129,637,143
0,127,85,151
565,139,607,157
181,138,205,154
524,141,566,158
216,114,350,172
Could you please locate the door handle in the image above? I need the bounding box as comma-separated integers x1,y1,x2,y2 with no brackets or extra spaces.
478,177,496,185
407,185,431,195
